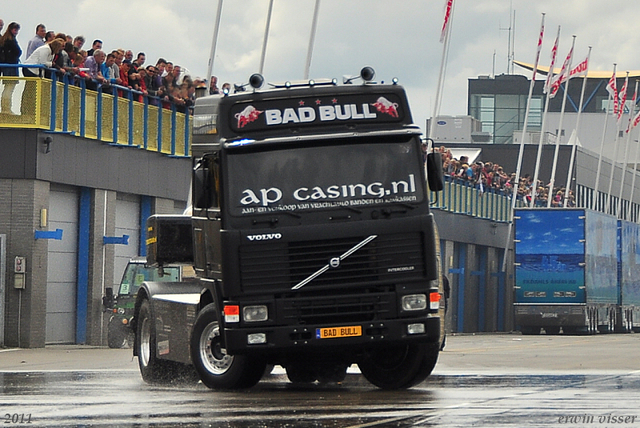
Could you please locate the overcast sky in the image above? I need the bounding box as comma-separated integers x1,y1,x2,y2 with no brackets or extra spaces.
3,0,639,133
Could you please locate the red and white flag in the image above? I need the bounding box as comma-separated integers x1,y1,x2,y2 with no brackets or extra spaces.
569,56,588,79
543,27,560,95
618,74,628,122
626,84,639,133
531,16,545,81
628,110,640,133
606,70,618,115
440,0,454,43
549,46,573,98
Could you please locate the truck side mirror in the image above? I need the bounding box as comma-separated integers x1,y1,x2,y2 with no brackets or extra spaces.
426,152,444,192
103,287,114,309
193,166,211,209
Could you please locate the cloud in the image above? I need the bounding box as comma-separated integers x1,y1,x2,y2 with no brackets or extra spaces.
4,0,640,136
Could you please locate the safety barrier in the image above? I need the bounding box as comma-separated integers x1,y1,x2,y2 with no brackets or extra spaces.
0,65,190,157
430,175,527,222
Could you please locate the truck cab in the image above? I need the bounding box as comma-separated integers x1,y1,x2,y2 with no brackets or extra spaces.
133,69,444,389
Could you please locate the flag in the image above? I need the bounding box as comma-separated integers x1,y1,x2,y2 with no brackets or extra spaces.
531,17,545,81
626,83,638,133
628,111,640,133
440,0,454,43
549,46,573,98
606,70,618,115
543,27,560,95
569,56,588,79
618,74,628,122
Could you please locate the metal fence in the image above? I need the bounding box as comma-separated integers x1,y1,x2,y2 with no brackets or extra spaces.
430,175,527,222
0,65,190,157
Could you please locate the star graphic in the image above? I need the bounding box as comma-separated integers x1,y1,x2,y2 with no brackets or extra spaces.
299,100,305,106
315,99,322,105
332,98,338,104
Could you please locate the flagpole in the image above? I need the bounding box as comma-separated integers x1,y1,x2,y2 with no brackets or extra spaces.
627,116,640,221
547,35,575,207
617,78,636,218
501,13,545,272
303,0,321,80
564,47,591,207
259,0,274,75
531,25,560,207
206,0,224,89
606,72,627,215
429,0,455,141
594,64,616,212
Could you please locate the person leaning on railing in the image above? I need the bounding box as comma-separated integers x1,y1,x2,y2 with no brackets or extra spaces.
22,38,64,77
0,21,21,114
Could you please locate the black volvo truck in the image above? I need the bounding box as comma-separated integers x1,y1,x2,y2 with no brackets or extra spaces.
132,68,445,389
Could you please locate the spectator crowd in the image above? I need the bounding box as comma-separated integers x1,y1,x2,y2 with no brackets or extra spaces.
435,145,576,208
0,19,231,115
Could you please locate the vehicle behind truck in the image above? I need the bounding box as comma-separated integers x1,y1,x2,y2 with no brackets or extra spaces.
132,68,445,389
514,208,619,334
102,258,192,348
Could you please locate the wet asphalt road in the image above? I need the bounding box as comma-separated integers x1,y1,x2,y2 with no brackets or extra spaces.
1,334,639,427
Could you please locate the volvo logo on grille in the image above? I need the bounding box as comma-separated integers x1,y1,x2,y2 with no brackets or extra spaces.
246,233,282,241
291,235,378,290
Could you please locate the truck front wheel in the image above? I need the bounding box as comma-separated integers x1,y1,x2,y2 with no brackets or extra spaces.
358,342,439,390
190,303,266,389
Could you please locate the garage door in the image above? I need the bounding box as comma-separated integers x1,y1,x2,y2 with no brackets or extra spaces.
114,194,140,289
46,186,79,344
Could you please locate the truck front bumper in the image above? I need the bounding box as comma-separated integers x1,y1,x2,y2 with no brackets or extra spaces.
223,315,440,355
514,304,586,327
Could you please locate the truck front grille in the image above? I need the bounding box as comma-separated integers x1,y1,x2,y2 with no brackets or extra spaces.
279,288,395,325
239,232,425,292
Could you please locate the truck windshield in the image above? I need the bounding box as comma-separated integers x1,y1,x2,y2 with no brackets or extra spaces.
226,137,425,216
118,264,181,296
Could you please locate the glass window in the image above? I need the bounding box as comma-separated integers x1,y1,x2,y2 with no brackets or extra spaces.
495,94,519,109
226,139,425,216
527,97,543,128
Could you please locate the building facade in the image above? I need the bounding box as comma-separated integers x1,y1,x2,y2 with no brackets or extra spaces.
467,72,635,144
1,75,191,347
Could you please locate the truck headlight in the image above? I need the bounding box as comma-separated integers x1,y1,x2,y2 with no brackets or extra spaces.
402,294,427,311
243,305,268,322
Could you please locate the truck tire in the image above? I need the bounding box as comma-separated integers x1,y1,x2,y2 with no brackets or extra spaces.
285,364,317,384
544,326,560,335
136,299,175,383
316,363,348,384
108,320,128,349
520,326,540,335
190,303,266,389
358,342,439,390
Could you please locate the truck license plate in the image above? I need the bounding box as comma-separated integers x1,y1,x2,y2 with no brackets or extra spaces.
316,326,362,339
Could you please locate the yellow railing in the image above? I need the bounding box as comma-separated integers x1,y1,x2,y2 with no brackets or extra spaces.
0,74,191,157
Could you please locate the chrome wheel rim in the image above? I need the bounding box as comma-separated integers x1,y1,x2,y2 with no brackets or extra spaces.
199,321,233,375
140,316,151,367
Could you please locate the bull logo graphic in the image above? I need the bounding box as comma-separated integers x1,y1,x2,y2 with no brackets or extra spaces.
371,97,399,118
235,105,263,128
